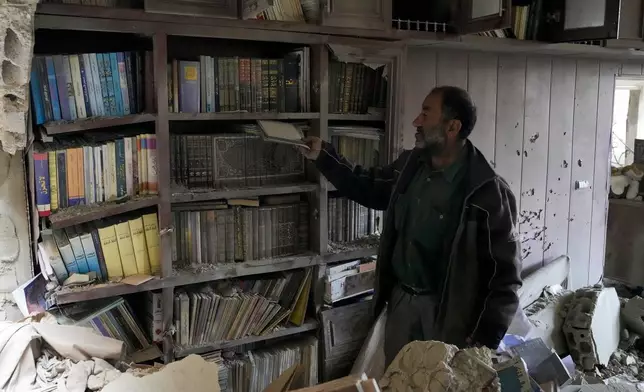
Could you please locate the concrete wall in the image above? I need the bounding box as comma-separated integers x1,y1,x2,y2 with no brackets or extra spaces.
402,48,636,289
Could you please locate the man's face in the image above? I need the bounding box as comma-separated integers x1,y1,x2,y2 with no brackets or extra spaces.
413,92,460,151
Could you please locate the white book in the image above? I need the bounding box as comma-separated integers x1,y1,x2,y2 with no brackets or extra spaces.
88,53,105,116
125,137,134,196
256,120,308,148
68,55,87,118
38,235,69,283
82,54,99,117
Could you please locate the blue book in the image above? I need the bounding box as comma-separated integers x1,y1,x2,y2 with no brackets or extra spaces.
52,56,72,120
80,230,103,280
65,227,90,274
44,57,62,121
33,150,50,216
109,53,123,115
101,54,117,116
116,53,130,115
29,66,46,125
78,55,93,117
53,230,79,275
179,61,200,113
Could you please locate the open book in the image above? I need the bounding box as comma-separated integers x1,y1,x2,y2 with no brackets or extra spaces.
256,120,310,149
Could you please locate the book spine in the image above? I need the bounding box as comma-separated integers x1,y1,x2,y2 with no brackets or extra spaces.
67,232,90,274
102,53,117,116
29,63,46,125
88,53,104,117
129,217,151,274
48,151,58,212
146,134,158,194
68,54,87,118
179,61,200,113
217,58,226,112
117,52,131,115
78,54,94,117
277,58,285,113
115,138,127,198
90,227,108,280
124,52,136,114
109,53,124,115
213,56,220,112
142,213,160,274
52,55,71,120
97,53,113,116
115,222,138,277
45,56,62,121
80,232,102,280
33,151,51,216
37,57,54,121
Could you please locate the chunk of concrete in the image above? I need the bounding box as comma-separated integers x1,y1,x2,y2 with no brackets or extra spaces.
563,287,621,370
525,290,574,355
622,296,644,337
519,255,570,309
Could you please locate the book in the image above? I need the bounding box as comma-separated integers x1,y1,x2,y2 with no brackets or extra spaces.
328,197,382,243
12,273,51,317
328,61,387,114
38,234,69,283
256,120,308,149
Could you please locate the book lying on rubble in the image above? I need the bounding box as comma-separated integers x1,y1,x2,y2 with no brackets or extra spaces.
51,296,162,363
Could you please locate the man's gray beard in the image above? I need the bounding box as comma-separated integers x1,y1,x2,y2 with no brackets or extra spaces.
417,128,447,154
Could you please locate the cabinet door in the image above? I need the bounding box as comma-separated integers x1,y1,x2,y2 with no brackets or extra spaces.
457,0,512,34
144,0,238,19
541,0,620,42
320,0,391,30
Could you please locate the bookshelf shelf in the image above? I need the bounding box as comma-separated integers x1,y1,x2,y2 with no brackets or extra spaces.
174,319,319,357
324,246,378,263
171,183,319,204
53,253,322,305
42,113,157,135
168,112,320,121
327,113,385,122
48,196,160,229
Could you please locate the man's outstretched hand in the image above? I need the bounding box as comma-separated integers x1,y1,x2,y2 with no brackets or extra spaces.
299,136,322,160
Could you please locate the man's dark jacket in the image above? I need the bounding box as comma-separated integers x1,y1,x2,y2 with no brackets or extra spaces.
315,139,522,348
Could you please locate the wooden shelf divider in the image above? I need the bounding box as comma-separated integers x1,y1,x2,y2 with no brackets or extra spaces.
48,196,160,229
327,113,385,122
171,183,319,204
323,246,378,263
174,319,319,357
168,112,320,121
42,113,157,135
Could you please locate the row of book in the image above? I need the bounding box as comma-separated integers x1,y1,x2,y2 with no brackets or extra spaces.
328,61,388,114
203,337,318,392
168,49,310,114
170,127,305,190
30,53,147,124
328,197,382,244
252,0,317,23
171,197,309,264
325,258,376,304
54,297,158,359
38,213,160,283
479,4,542,40
33,134,158,216
329,126,383,168
174,268,311,346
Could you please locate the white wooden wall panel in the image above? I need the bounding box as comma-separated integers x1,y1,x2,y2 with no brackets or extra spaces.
403,47,624,287
467,52,498,162
543,59,576,264
568,60,600,289
519,57,552,273
589,62,618,286
494,55,526,204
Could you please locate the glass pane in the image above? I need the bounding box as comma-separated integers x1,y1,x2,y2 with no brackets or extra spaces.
471,0,501,19
564,0,606,30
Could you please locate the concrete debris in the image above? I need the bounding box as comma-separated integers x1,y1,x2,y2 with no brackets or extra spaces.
379,340,499,392
524,287,573,355
622,297,644,338
36,349,123,391
563,287,621,370
625,356,637,366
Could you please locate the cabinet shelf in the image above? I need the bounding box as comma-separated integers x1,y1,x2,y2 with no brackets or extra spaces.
42,113,157,135
169,112,320,121
174,319,319,357
48,196,159,229
327,113,385,121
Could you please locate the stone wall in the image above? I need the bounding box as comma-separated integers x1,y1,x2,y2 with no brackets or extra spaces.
0,0,38,320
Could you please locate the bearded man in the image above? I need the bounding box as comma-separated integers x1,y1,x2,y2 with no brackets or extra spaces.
300,86,522,366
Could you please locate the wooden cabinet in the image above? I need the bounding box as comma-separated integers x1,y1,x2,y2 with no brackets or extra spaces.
144,0,238,19
540,0,640,43
320,0,391,31
456,0,512,34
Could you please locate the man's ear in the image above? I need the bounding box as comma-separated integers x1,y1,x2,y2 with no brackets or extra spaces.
448,119,462,135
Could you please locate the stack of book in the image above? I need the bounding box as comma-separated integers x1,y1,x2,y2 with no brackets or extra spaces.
168,49,310,114
208,336,318,392
173,268,312,346
328,197,382,243
30,52,148,124
478,3,543,40
170,126,305,190
54,297,161,361
328,62,388,114
38,212,161,283
325,258,376,304
33,134,158,216
329,126,382,168
172,198,309,264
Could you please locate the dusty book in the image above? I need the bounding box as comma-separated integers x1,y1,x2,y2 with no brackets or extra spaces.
256,120,309,149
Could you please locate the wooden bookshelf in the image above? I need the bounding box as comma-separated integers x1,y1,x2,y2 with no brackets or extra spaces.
168,112,320,121
324,246,379,263
42,113,157,135
31,7,403,367
175,319,319,357
48,196,160,229
327,113,385,122
171,183,319,204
